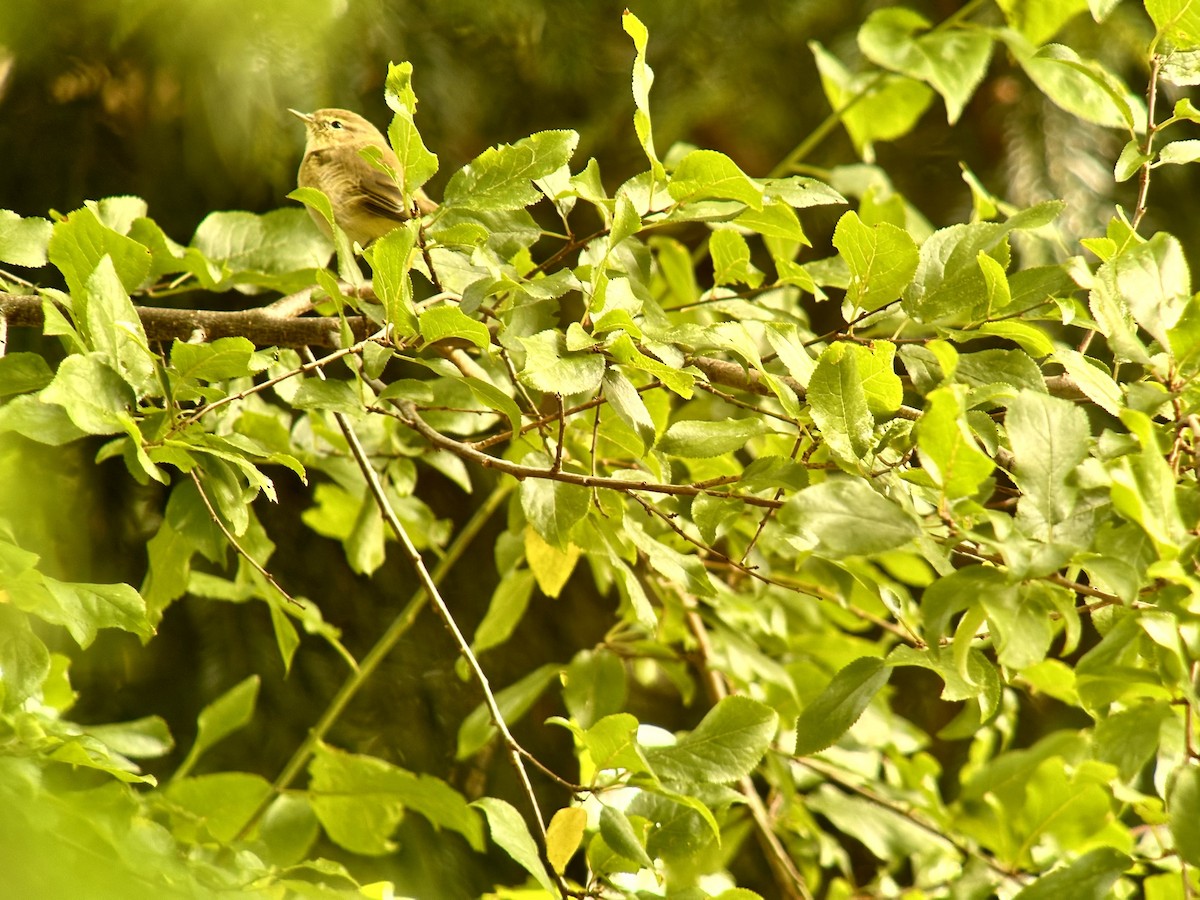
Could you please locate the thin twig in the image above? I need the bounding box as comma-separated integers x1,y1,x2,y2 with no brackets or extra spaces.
796,756,1025,886
1132,54,1163,231
474,382,660,451
552,393,565,473
233,479,514,841
307,349,563,894
741,435,803,564
685,608,814,900
188,471,306,611
382,399,787,509
180,329,387,427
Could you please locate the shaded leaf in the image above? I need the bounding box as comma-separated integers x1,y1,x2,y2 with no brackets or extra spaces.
782,479,920,558
795,656,891,756
645,696,778,784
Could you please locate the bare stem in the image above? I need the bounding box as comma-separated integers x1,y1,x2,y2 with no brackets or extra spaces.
233,478,513,841
383,399,787,509
1133,54,1163,231
189,472,306,612
685,608,814,900
305,350,564,894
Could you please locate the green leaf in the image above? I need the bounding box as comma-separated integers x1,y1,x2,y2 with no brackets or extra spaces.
709,228,764,288
473,797,557,895
627,788,722,859
24,577,152,648
668,149,763,209
782,479,920,559
903,207,1064,323
602,368,655,452
956,348,1045,396
609,333,696,397
763,176,847,209
795,656,891,757
385,62,439,192
1013,847,1131,899
191,208,330,279
645,696,778,783
657,416,771,458
0,353,54,398
833,210,919,313
1092,701,1174,783
996,0,1089,44
174,675,260,780
626,516,714,598
81,255,155,392
365,221,419,337
622,10,666,182
1005,35,1139,130
1147,0,1200,50
858,8,993,123
1169,764,1200,866
290,378,364,415
419,304,490,350
47,206,151,297
456,663,562,760
472,567,535,656
519,456,589,549
444,130,579,211
1053,348,1122,417
0,394,87,445
1111,409,1188,556
810,41,935,162
1007,390,1090,544
917,387,994,501
0,605,51,710
1156,138,1200,166
85,715,173,760
599,805,655,869
0,210,53,267
310,742,484,855
1089,256,1152,366
463,375,523,437
563,649,627,729
808,342,874,462
580,713,654,775
41,353,134,435
170,337,256,383
1104,232,1190,348
983,582,1058,670
517,330,605,395
735,198,808,245
853,340,903,415
609,188,642,247
165,772,272,843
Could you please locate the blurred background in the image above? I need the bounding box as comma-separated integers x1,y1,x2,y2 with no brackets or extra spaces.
0,0,1181,894
0,0,1168,246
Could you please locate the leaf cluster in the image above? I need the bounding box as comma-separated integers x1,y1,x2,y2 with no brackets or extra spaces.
3,4,1200,899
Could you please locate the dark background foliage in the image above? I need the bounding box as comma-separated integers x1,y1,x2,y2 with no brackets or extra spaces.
1,1,1194,894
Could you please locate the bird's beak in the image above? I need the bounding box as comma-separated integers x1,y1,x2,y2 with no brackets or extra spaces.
288,108,314,124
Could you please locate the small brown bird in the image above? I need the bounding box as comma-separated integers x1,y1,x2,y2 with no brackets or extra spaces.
289,107,437,247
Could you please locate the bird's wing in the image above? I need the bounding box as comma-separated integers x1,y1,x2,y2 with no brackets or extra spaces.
353,165,410,221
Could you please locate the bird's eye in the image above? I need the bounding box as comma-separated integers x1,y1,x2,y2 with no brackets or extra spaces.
330,120,344,129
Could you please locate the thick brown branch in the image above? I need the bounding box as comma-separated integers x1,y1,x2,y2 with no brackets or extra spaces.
0,292,372,348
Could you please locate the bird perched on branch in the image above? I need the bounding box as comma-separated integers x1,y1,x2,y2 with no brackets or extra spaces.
289,107,437,247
